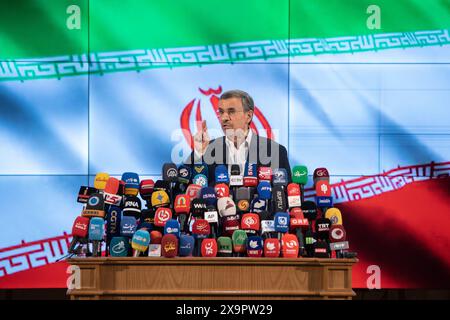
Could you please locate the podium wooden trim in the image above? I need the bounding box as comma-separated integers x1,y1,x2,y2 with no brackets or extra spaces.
67,257,357,300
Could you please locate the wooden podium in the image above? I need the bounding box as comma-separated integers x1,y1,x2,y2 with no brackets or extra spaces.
67,257,357,300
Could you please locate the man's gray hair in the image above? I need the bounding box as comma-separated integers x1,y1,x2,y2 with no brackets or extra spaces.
219,89,254,113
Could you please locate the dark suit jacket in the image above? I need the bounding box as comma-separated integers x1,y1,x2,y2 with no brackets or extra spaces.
185,134,292,185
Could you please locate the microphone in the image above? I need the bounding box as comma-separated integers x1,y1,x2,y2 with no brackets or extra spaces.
217,197,237,217
94,172,110,191
281,234,299,258
154,207,173,230
236,187,251,214
163,162,178,205
131,229,150,257
201,238,218,257
264,238,280,257
257,181,272,212
105,206,122,256
149,230,163,257
325,207,343,225
250,196,268,214
192,219,211,256
274,212,290,241
292,165,308,203
241,213,260,237
121,172,140,196
260,211,275,240
77,186,96,204
204,205,219,238
289,209,309,257
313,167,330,187
287,183,302,209
272,185,287,213
69,216,90,254
122,196,141,219
164,219,181,238
174,194,190,233
193,163,209,180
139,179,155,207
104,177,123,206
304,229,317,257
109,237,130,257
217,237,233,257
273,168,288,190
314,240,330,258
88,217,104,257
243,163,258,188
329,225,348,258
246,236,263,257
258,167,272,183
179,234,195,257
222,216,240,237
161,234,179,258
214,183,230,198
120,216,137,238
82,193,106,218
301,201,318,229
151,190,170,209
186,184,202,201
190,198,208,218
177,164,192,193
315,180,333,209
215,165,230,185
193,174,208,187
316,217,332,242
232,230,248,257
141,209,155,225
229,164,243,198
200,187,217,207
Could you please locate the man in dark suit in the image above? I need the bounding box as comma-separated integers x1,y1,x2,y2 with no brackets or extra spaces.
185,89,292,184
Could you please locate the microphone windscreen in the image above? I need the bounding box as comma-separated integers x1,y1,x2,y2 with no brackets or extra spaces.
77,186,96,204
110,237,130,257
292,165,308,185
217,197,237,217
316,218,332,240
192,219,211,238
120,216,137,237
201,238,218,257
257,181,272,200
264,238,280,257
131,229,150,252
174,194,191,214
164,219,180,238
151,190,170,208
301,201,318,221
222,216,240,237
258,167,272,182
139,179,155,198
193,163,209,179
313,167,330,186
105,206,122,240
191,198,207,217
244,163,258,187
162,163,178,183
94,172,110,191
186,184,202,201
72,216,90,238
154,207,173,227
178,165,192,184
273,168,288,187
82,193,105,218
325,207,343,225
250,197,267,213
287,183,302,208
215,165,230,184
104,177,120,195
329,225,346,243
88,217,105,241
272,186,287,212
193,174,208,187
179,234,195,256
274,212,290,233
241,213,260,231
122,196,141,218
313,240,330,258
161,234,178,258
141,209,155,224
246,236,263,257
150,230,163,244
316,180,331,197
214,183,230,198
281,234,299,258
217,237,233,257
121,172,140,196
232,230,248,253
200,187,217,206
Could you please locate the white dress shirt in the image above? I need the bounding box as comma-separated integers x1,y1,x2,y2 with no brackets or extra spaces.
225,129,253,175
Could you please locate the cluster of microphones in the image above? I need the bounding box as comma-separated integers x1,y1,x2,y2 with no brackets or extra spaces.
67,163,357,259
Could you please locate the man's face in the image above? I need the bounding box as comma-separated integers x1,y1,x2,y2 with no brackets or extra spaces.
218,97,253,136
